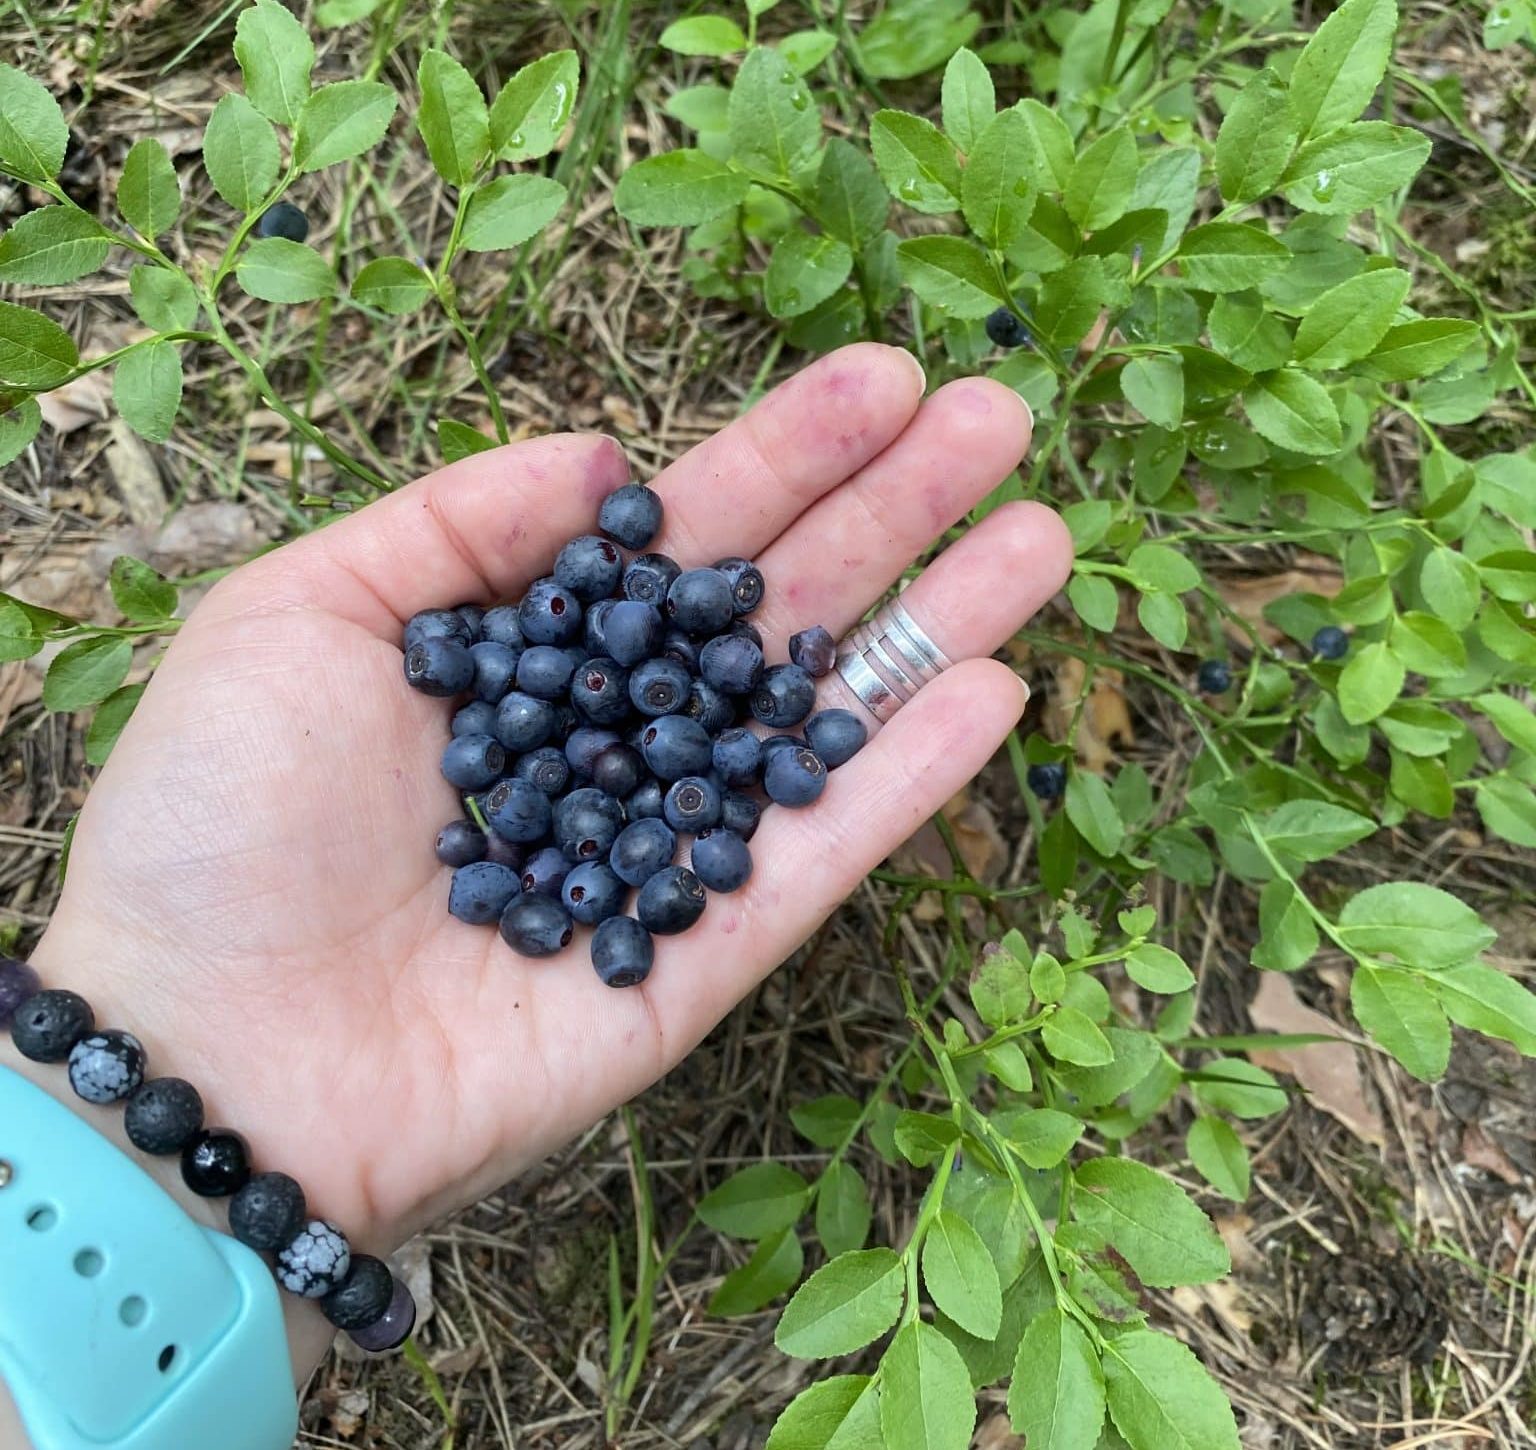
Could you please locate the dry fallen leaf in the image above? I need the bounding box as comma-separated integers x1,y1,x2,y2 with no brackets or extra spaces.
891,789,1002,923
974,1413,1025,1450
37,372,111,433
1461,1122,1524,1186
1041,654,1134,773
1172,1278,1255,1335
1248,973,1385,1148
1215,558,1344,647
106,419,168,529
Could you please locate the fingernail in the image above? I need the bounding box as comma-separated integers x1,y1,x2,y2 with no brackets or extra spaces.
898,347,927,395
1019,396,1035,435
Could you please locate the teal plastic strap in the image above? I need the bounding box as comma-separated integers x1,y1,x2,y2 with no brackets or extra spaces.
0,1064,297,1450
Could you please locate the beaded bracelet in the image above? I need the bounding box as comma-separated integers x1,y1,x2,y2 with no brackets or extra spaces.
0,955,415,1354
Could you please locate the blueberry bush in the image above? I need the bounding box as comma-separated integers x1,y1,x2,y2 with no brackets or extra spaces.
4,1,1536,1447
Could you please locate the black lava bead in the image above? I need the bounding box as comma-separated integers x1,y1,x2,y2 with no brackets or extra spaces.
124,1077,205,1155
229,1172,309,1252
276,1220,351,1298
181,1128,252,1197
11,989,94,1063
321,1253,396,1330
67,1030,146,1105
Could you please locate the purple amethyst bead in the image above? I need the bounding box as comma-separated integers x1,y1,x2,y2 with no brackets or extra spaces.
0,957,41,1030
346,1274,416,1352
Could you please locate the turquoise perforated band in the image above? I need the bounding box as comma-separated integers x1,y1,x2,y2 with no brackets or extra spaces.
0,1065,297,1450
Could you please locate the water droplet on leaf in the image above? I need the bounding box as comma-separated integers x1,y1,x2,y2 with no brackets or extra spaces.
897,179,921,202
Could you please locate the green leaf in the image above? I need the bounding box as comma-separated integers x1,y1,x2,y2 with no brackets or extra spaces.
42,635,133,711
1001,1107,1083,1169
1337,882,1496,968
1243,370,1342,455
316,0,384,22
84,681,146,766
0,397,41,471
985,1041,1034,1091
1358,319,1479,380
792,1095,862,1148
0,206,110,285
1252,879,1321,971
698,1163,811,1239
659,15,747,55
1074,1158,1229,1287
1129,147,1200,255
962,109,1037,249
1176,223,1290,292
1186,1117,1249,1201
1190,1059,1287,1118
235,237,334,302
1474,692,1536,757
614,150,750,226
1258,799,1376,861
856,0,979,81
350,256,433,315
203,93,280,213
1065,771,1124,857
0,595,41,662
1288,0,1399,142
1430,963,1536,1055
878,1321,975,1450
1337,639,1405,723
1282,122,1430,215
293,80,397,173
438,419,496,463
1292,268,1410,369
128,265,198,333
895,235,1007,319
1030,951,1068,1006
941,47,994,154
766,230,854,318
1206,292,1290,374
109,555,176,623
1126,943,1195,994
1043,1005,1114,1067
1120,355,1183,431
1137,592,1187,651
894,1111,961,1166
1480,550,1536,603
1055,1027,1162,1108
489,50,579,161
460,175,566,252
235,0,315,127
113,343,182,444
1419,548,1481,631
765,1377,879,1450
816,1162,872,1258
729,46,819,180
118,138,180,238
969,942,1031,1027
1351,965,1450,1081
1390,750,1453,818
1215,68,1297,204
1389,611,1466,678
1069,573,1120,633
1012,100,1074,190
921,1209,1001,1339
0,62,69,182
1064,128,1139,232
1103,1329,1240,1450
416,50,489,185
709,1226,804,1316
813,139,889,247
776,1249,905,1359
1008,1309,1104,1450
783,30,840,75
870,110,961,214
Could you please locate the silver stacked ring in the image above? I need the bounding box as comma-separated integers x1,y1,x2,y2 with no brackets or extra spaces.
835,595,955,723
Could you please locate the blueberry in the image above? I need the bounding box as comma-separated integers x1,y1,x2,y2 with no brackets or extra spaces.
565,726,622,777
637,865,707,935
623,553,681,607
700,634,764,695
484,777,553,844
276,1220,351,1298
436,818,489,866
442,733,505,790
570,657,631,724
598,483,664,550
554,787,626,862
1311,625,1349,661
1197,659,1232,694
255,201,310,242
404,637,474,696
494,691,556,752
483,833,528,870
11,989,94,1063
518,577,583,647
751,664,817,728
500,894,574,957
764,745,827,807
68,1030,146,1105
584,597,616,656
517,644,578,700
182,1129,251,1197
640,715,713,779
453,699,499,737
449,861,521,923
721,791,761,841
683,678,735,734
512,746,571,796
481,605,525,650
611,817,678,887
124,1077,204,1156
789,625,837,677
804,709,867,769
761,733,807,761
520,846,572,899
626,778,666,821
630,657,692,717
604,600,665,667
591,915,655,988
229,1172,307,1252
691,829,752,893
555,534,624,603
1026,762,1066,800
666,568,734,636
455,604,486,642
729,619,765,649
713,557,765,616
712,728,764,787
404,608,472,651
661,629,701,672
664,775,723,833
984,307,1031,348
562,862,627,925
592,743,644,798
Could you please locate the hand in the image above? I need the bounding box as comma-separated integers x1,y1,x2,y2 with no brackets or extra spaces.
27,344,1069,1273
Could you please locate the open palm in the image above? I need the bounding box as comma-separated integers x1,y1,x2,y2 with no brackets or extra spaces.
32,344,1070,1256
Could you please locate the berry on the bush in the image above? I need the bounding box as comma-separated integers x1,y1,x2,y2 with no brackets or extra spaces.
984,306,1030,348
255,201,310,242
1197,659,1232,694
1026,762,1067,800
1311,625,1349,660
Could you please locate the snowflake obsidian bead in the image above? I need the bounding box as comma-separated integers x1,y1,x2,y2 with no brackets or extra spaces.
67,1030,146,1104
276,1219,352,1298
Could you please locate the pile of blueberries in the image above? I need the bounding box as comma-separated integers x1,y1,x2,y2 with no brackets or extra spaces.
402,483,867,988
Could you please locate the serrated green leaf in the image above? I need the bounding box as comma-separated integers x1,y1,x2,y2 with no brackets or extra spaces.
1064,127,1139,231
1177,222,1290,292
878,1321,975,1450
1068,573,1120,633
293,80,397,173
816,1162,871,1258
1044,1005,1114,1067
0,596,42,662
941,47,994,154
857,0,979,82
0,205,110,285
1065,771,1124,857
1473,692,1536,757
1000,1107,1082,1169
1337,882,1495,969
1186,1117,1249,1201
113,343,182,444
42,635,133,711
783,30,839,76
1008,1309,1104,1450
765,230,853,318
1357,319,1479,381
765,1377,878,1450
128,266,198,333
1206,292,1291,374
1125,943,1195,994
1073,1158,1229,1286
235,237,334,302
351,256,433,315
1288,0,1399,142
118,138,180,238
1282,121,1429,215
1103,1329,1240,1450
84,681,146,766
895,235,1007,319
1129,146,1199,254
109,555,176,622
1252,878,1321,971
1292,268,1410,369
969,942,1031,1027
1030,951,1067,1006
894,1111,961,1167
1243,369,1342,455
489,50,579,161
985,1041,1034,1091
203,93,280,213
1215,68,1297,203
1430,963,1536,1054
1120,354,1183,430
235,0,315,127
961,109,1037,249
1036,254,1115,351
870,110,961,215
698,1163,810,1239
416,50,488,185
792,1095,862,1148
1352,964,1449,1080
0,62,69,182
460,174,565,252
776,1249,905,1359
1258,799,1375,861
1336,639,1405,723
1055,1027,1161,1108
438,419,496,463
921,1209,1001,1339
1479,550,1536,603
659,15,747,55
614,150,750,226
1418,547,1481,630
1389,610,1466,678
729,46,820,180
0,397,42,472
1190,1059,1287,1118
812,138,888,247
709,1225,804,1315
